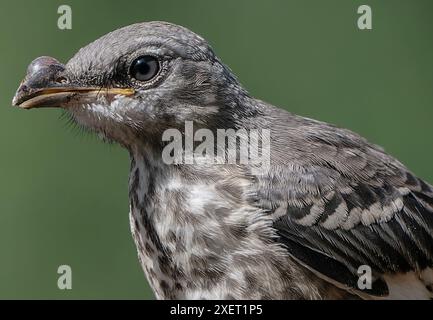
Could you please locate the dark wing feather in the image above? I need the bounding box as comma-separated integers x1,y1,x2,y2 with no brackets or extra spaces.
252,114,433,297
269,170,433,296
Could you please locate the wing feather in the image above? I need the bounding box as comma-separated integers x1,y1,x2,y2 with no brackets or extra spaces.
251,108,433,297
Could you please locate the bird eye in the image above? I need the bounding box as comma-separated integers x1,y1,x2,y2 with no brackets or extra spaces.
129,55,159,82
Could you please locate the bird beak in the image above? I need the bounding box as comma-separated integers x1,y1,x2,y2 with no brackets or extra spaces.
12,56,134,109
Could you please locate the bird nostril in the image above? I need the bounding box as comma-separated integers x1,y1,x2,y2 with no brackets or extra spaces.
55,76,68,84
20,84,28,92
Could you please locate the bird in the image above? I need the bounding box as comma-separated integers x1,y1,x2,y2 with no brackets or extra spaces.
12,21,433,300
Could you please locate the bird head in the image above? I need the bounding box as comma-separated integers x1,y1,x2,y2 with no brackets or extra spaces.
12,22,248,147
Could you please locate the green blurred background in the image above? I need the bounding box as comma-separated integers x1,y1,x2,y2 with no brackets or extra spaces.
0,0,432,299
